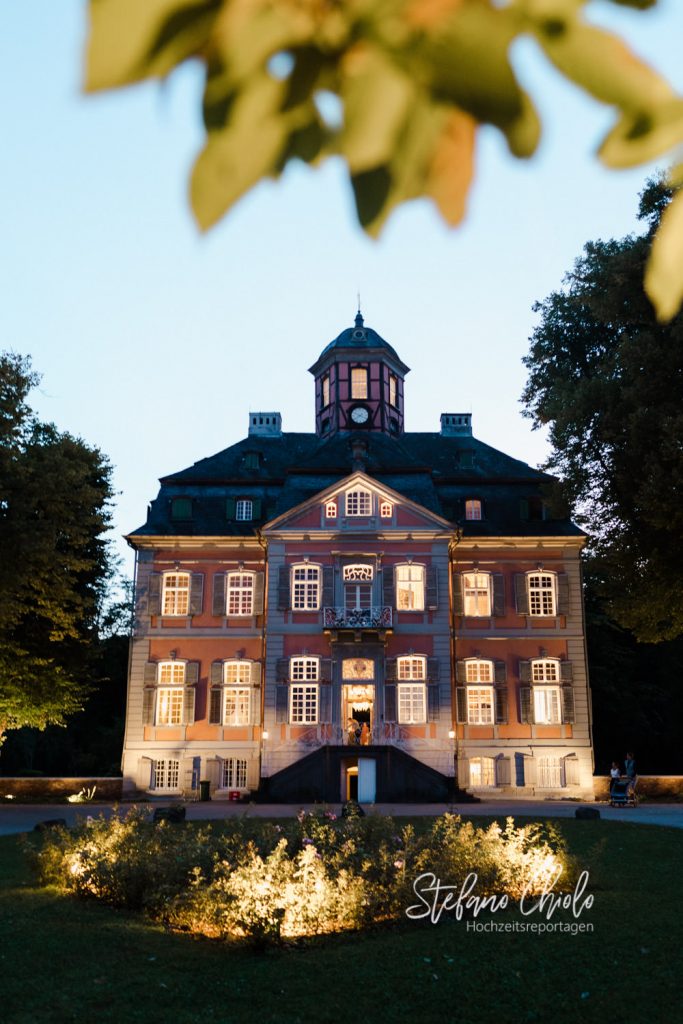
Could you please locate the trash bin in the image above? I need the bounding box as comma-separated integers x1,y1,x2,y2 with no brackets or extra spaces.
199,780,211,802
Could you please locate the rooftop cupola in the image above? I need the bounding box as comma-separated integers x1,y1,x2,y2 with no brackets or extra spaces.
309,311,410,438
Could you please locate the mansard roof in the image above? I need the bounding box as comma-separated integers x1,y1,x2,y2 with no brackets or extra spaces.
129,429,583,541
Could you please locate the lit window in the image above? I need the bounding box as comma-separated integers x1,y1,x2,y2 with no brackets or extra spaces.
465,660,493,683
346,489,372,516
156,662,185,725
351,367,367,399
465,500,482,521
537,756,562,787
290,684,318,723
398,684,426,724
290,657,319,681
389,374,397,408
395,564,425,611
467,687,494,724
533,687,561,724
236,499,253,521
463,573,491,616
469,757,496,787
227,572,254,616
153,759,180,791
291,564,321,610
162,572,190,616
380,501,393,519
322,375,330,408
223,687,251,726
222,758,248,789
528,573,556,616
325,500,337,519
397,656,426,681
531,659,560,683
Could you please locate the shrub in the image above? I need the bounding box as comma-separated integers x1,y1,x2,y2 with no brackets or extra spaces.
30,809,577,945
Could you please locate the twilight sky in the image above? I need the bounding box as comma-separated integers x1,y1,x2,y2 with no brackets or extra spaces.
3,2,683,578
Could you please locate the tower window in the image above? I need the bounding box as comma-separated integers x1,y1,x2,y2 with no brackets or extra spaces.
389,374,397,407
322,374,330,408
351,368,368,400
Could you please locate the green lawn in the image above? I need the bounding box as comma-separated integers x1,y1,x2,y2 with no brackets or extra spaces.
1,817,680,1024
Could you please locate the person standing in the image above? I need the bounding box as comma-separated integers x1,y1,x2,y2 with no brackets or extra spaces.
609,761,621,796
624,752,638,799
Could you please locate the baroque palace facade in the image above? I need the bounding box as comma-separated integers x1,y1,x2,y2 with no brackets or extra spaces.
121,314,595,802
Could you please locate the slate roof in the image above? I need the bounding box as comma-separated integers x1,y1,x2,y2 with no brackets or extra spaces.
129,429,583,540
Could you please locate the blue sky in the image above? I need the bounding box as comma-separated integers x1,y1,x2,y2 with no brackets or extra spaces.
3,1,683,577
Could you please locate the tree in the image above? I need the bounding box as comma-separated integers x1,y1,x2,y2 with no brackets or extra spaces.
84,0,683,319
521,179,683,642
0,353,115,737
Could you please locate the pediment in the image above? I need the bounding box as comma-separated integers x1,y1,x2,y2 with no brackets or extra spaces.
263,472,452,533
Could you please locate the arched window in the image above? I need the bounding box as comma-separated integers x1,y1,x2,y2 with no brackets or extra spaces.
291,564,321,610
465,499,482,521
162,572,190,616
527,571,557,616
155,661,186,725
226,572,255,616
531,658,561,724
223,660,252,725
346,488,372,516
463,572,491,616
325,500,337,519
380,501,393,518
395,564,425,611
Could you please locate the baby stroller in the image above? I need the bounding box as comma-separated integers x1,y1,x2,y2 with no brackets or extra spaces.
610,778,637,807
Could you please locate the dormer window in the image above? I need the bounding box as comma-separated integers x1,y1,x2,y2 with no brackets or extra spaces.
171,497,192,520
325,500,337,519
236,499,253,521
465,499,482,521
346,488,372,516
351,368,368,400
380,501,393,519
243,452,260,470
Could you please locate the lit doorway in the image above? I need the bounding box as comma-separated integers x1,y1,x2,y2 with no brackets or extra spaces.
344,683,374,744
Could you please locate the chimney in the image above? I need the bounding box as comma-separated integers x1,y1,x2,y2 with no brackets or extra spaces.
440,413,472,437
248,412,282,437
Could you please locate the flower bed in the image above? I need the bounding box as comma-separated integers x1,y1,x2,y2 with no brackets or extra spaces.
29,809,576,945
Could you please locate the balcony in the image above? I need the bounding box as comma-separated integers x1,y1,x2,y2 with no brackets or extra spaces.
323,606,393,630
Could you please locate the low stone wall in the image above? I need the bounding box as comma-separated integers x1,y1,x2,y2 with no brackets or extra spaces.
0,777,123,801
594,775,683,801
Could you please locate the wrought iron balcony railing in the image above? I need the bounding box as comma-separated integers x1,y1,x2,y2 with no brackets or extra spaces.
323,606,393,629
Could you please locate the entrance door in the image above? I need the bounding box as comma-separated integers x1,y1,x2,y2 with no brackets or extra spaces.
358,758,376,803
344,684,374,744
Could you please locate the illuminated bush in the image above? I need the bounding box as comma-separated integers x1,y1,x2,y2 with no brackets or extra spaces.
30,810,576,944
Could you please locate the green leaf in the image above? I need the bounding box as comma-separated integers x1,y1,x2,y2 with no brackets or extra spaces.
645,189,683,321
404,4,539,156
339,46,414,173
85,0,220,91
599,99,683,169
191,73,290,230
532,18,673,111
